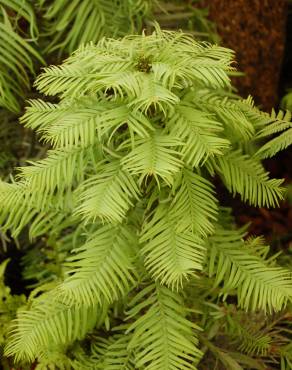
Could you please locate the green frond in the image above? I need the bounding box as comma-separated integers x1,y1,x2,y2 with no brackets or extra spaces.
126,283,202,370
237,329,272,356
256,128,292,159
189,91,257,141
122,134,183,186
18,145,100,196
153,33,233,89
22,98,153,149
235,95,276,129
75,161,140,223
170,169,218,236
87,334,135,369
59,224,137,306
5,295,100,363
34,29,233,100
129,75,180,115
207,227,292,313
0,180,72,237
0,0,38,37
40,0,152,54
168,101,230,167
34,63,95,98
244,236,270,260
281,90,292,111
253,110,292,158
0,181,37,235
20,99,68,132
0,5,43,112
225,312,272,356
215,150,284,207
256,110,292,137
140,204,205,290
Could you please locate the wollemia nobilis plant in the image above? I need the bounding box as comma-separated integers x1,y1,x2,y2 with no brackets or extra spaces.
1,28,292,369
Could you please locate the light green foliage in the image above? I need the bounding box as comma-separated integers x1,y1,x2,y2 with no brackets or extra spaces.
0,28,292,369
126,283,202,369
207,227,292,313
255,110,292,159
0,0,218,114
5,294,101,363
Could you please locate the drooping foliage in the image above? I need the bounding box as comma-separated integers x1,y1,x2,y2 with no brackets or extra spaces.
1,28,292,370
0,0,43,112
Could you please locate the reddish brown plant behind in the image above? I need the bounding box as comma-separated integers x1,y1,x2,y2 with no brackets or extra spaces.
201,0,288,111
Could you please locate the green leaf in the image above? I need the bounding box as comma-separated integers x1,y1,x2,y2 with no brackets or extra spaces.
75,161,140,223
170,169,218,236
127,283,202,370
59,224,137,306
140,204,206,289
215,149,284,207
122,134,183,186
5,295,100,362
207,227,292,313
168,102,230,167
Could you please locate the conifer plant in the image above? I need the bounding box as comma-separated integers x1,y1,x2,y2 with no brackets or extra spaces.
1,28,292,369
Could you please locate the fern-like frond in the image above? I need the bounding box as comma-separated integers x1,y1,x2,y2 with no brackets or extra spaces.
18,145,100,197
0,181,38,235
281,90,292,111
87,334,135,369
256,128,292,159
22,98,106,148
215,150,284,207
129,75,180,115
0,0,38,37
0,180,72,237
34,29,233,101
5,295,100,363
122,134,183,186
126,283,202,370
140,204,205,290
34,63,98,98
22,98,153,149
168,101,230,167
40,0,151,54
155,34,233,88
238,328,272,356
59,224,137,306
170,169,218,236
253,110,292,158
75,161,140,223
224,311,272,356
207,227,292,313
255,110,292,137
0,6,43,112
189,91,257,141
